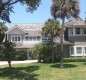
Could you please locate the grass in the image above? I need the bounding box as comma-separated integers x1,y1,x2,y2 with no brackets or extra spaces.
0,62,86,80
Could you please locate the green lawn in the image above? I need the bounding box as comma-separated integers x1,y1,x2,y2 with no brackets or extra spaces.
0,62,86,80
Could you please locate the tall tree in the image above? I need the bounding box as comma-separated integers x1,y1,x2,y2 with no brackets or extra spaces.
0,0,41,23
51,0,79,68
0,22,7,43
42,18,60,62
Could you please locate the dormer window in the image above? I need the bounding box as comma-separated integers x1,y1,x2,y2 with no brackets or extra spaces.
75,28,81,35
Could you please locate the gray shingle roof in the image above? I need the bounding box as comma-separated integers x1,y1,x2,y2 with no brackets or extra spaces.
64,17,86,27
54,36,73,45
12,23,44,31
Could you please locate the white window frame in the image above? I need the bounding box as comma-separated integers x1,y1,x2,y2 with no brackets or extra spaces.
83,28,86,36
70,46,86,57
76,47,82,55
75,27,82,36
11,35,21,42
25,36,42,41
69,28,74,36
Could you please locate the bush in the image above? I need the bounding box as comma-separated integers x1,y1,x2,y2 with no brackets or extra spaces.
15,49,28,60
64,57,86,62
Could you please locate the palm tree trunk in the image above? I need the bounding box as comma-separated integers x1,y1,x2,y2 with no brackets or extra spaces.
60,18,65,68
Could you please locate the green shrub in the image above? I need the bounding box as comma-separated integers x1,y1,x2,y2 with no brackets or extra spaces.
15,49,28,60
64,57,86,62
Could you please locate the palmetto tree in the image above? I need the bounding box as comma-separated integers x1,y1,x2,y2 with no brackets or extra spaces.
51,0,79,68
42,18,60,62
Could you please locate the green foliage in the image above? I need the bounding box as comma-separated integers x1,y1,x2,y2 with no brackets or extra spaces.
42,18,60,37
0,62,86,80
15,49,28,60
0,22,8,43
51,0,80,68
51,0,80,19
33,42,59,62
42,18,60,62
0,0,41,23
64,57,86,62
0,41,16,68
33,42,45,62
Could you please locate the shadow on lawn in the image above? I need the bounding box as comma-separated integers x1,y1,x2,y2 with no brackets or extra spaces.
51,63,78,68
0,65,39,80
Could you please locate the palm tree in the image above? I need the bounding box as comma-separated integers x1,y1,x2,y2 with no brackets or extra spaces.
42,18,60,62
51,0,79,68
0,22,8,44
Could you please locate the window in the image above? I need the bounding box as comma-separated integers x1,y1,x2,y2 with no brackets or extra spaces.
83,28,86,35
33,36,36,41
11,35,21,42
75,28,81,35
37,36,41,40
28,37,32,41
48,36,51,40
76,47,82,54
84,47,86,54
69,28,73,36
25,36,41,41
25,36,28,40
70,47,74,55
12,37,14,41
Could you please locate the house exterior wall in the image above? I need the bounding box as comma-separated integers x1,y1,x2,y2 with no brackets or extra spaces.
67,27,86,42
68,36,86,42
7,27,25,34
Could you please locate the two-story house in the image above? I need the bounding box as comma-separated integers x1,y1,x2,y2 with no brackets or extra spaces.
64,17,86,57
5,23,51,59
5,17,86,59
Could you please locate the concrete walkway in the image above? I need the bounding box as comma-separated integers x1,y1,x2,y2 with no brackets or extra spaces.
0,60,38,66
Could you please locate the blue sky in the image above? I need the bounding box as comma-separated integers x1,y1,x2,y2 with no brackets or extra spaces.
6,0,86,27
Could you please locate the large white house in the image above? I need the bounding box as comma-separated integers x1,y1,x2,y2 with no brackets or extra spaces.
5,17,86,58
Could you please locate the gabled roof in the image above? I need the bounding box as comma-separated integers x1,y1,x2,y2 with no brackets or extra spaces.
64,17,86,27
6,23,44,34
6,25,26,34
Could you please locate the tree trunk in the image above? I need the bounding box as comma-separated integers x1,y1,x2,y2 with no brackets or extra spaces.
8,60,12,69
60,18,65,68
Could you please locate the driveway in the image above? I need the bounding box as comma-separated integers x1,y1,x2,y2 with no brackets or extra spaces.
0,60,38,66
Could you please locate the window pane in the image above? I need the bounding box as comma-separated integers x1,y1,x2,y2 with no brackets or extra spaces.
15,37,17,41
33,36,36,41
18,37,20,41
84,47,86,54
28,37,32,41
76,47,82,54
48,36,51,40
25,36,28,40
70,28,73,35
83,28,86,34
75,28,80,34
37,36,41,40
